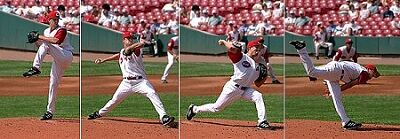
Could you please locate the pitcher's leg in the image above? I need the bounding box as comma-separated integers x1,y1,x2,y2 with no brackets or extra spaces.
138,80,168,120
241,88,266,123
46,62,66,113
326,81,350,125
98,82,131,116
33,44,50,70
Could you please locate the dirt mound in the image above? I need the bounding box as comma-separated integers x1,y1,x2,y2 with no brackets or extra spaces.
0,118,79,139
82,117,178,139
181,118,283,139
286,119,400,139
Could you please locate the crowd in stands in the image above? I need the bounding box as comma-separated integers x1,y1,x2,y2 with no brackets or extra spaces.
0,0,80,34
285,0,400,36
180,0,285,37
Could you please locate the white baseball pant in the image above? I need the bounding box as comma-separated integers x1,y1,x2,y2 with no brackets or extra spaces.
161,50,177,81
314,41,333,57
193,80,267,124
32,42,73,114
98,79,167,120
297,48,350,125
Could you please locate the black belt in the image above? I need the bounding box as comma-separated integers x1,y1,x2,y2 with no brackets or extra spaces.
234,84,248,90
340,70,344,80
123,76,143,80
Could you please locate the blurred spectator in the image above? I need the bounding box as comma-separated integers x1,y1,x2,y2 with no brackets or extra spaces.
162,0,177,13
118,9,132,25
1,1,15,13
225,21,235,34
349,6,359,20
339,0,352,15
137,19,147,34
246,20,258,36
150,19,161,35
15,4,30,16
238,20,249,37
98,4,114,26
294,11,310,27
199,9,209,24
359,3,370,19
80,0,93,14
367,0,379,14
208,9,223,26
168,16,179,34
226,25,241,42
70,10,80,25
141,25,157,56
252,1,264,14
29,0,45,17
189,5,200,20
382,6,395,19
256,18,275,35
390,2,399,16
189,11,202,28
58,5,69,27
391,20,400,29
261,5,272,18
334,20,346,36
343,19,361,36
326,20,337,37
272,2,283,19
158,18,170,35
352,0,361,10
285,10,296,26
314,22,333,60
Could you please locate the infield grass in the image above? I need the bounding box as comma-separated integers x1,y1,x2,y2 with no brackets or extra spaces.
0,96,79,118
0,60,79,77
82,93,179,119
180,94,284,123
286,95,400,125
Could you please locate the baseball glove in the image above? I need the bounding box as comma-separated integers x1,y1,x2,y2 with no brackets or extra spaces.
27,31,39,43
256,63,268,82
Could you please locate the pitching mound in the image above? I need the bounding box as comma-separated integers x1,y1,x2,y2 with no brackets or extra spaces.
0,118,79,139
181,119,283,139
286,119,400,139
82,117,178,139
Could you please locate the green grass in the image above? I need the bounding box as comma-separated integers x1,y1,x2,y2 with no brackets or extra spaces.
82,93,178,119
0,96,79,118
81,61,177,76
286,63,400,77
180,94,283,123
0,60,79,77
286,95,400,125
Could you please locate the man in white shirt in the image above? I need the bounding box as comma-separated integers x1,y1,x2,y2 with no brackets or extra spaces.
256,18,274,36
80,0,93,14
285,10,297,26
1,1,15,13
189,12,202,28
339,0,351,15
98,4,114,27
118,9,132,25
30,0,45,16
390,2,400,16
246,20,258,36
343,19,361,36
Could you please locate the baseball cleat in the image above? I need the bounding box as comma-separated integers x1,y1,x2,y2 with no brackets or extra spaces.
343,120,362,130
315,56,320,60
289,40,306,50
23,67,41,77
161,80,168,84
40,111,53,120
309,76,317,81
161,115,175,126
186,104,196,120
88,111,102,120
272,80,281,84
257,120,272,130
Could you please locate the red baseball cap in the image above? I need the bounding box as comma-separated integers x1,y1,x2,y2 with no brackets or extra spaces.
122,32,132,39
47,11,59,20
247,40,260,49
364,64,376,71
345,38,353,44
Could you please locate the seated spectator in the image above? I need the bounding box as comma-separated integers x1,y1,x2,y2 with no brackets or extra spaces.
98,4,114,26
391,20,400,29
69,10,80,25
367,0,379,14
189,11,202,28
349,6,359,20
29,0,45,18
189,5,200,20
343,19,361,36
285,10,296,26
158,18,170,35
225,21,235,35
272,2,283,19
339,0,352,15
168,16,179,34
352,0,361,10
314,23,333,60
80,0,93,14
261,5,272,18
226,25,241,42
334,20,346,36
1,1,15,13
390,2,399,16
256,18,275,35
150,18,161,34
326,20,337,37
252,1,263,14
58,5,69,27
359,3,370,19
162,0,177,13
15,4,30,17
118,9,132,25
246,20,258,36
199,9,209,24
137,19,147,34
294,11,310,27
238,20,249,37
382,6,395,19
208,9,223,26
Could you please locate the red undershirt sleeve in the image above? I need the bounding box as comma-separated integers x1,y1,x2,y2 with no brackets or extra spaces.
334,49,342,61
358,71,369,84
54,29,67,44
227,51,243,63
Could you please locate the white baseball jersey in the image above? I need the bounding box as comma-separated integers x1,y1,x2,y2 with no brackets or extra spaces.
314,31,327,43
43,27,74,51
338,61,366,83
118,48,147,79
230,53,259,87
334,46,356,61
169,36,179,49
227,31,240,41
